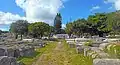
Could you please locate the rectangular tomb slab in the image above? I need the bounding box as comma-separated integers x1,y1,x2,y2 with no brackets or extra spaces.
93,59,120,65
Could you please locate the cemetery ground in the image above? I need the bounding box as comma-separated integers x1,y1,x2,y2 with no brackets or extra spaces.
19,40,93,65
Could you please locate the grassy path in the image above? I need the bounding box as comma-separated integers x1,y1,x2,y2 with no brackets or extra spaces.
33,40,93,65
18,41,57,65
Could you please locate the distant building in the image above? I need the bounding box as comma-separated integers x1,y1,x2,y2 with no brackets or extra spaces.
53,34,69,39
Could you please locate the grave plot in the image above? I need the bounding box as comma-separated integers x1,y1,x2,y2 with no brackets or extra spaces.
32,40,93,65
0,44,35,58
0,56,24,65
65,37,120,65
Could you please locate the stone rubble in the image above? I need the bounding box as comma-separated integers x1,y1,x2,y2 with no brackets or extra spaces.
65,36,120,65
93,59,120,65
0,34,47,65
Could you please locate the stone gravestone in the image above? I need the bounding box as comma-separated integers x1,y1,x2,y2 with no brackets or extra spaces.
6,48,14,57
76,46,84,53
9,57,18,65
20,46,35,57
99,43,110,50
93,59,120,65
14,49,20,58
0,56,24,65
0,48,5,56
84,46,91,56
0,56,11,65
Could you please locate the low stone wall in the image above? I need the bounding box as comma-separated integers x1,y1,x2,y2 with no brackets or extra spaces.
93,59,120,65
0,45,35,58
0,56,24,65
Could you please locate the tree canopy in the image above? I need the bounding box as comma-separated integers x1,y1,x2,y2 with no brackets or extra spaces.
65,11,120,37
10,20,29,39
28,22,50,38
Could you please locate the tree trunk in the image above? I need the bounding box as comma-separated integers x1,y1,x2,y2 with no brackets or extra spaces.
20,34,22,40
15,33,18,39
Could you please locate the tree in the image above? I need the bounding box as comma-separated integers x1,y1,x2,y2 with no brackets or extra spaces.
28,22,50,38
72,19,89,37
88,13,109,37
106,11,120,35
54,13,62,34
0,30,2,35
49,26,55,37
10,20,29,40
65,22,73,36
65,11,120,37
65,19,89,37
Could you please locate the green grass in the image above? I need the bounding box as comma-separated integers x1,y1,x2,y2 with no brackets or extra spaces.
18,40,93,65
105,44,120,59
63,40,93,65
18,41,57,65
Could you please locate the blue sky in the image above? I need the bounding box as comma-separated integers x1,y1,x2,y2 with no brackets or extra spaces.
0,0,118,31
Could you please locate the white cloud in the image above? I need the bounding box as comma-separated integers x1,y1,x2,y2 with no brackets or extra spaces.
62,24,66,29
0,11,25,31
15,0,65,25
0,0,66,30
0,11,25,24
104,0,120,10
0,24,10,31
90,6,100,11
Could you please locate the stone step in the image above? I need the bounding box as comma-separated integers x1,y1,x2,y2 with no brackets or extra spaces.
93,59,120,65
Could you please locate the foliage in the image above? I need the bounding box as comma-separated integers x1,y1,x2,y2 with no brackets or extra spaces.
65,22,73,36
28,22,50,38
106,11,120,34
63,40,93,65
65,18,90,37
88,13,110,36
18,41,57,65
65,11,120,36
18,40,93,65
10,20,29,39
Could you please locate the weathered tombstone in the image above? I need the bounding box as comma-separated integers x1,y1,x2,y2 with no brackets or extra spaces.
76,46,84,53
93,59,120,65
9,57,18,65
0,48,5,56
90,47,101,53
14,49,20,58
19,46,35,57
0,56,21,65
91,42,101,47
99,43,109,50
66,39,75,44
98,52,109,58
84,46,91,56
6,48,14,57
38,42,46,48
0,56,11,65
